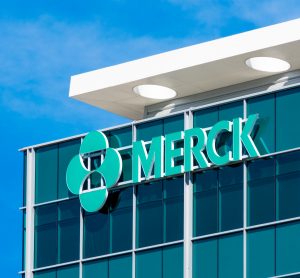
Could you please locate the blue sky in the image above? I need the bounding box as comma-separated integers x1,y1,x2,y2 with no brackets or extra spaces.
1,0,300,276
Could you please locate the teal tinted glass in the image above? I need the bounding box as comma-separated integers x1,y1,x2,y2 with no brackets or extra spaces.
137,181,163,247
57,265,79,278
248,93,275,154
58,199,80,263
248,158,275,226
218,101,243,121
194,170,218,236
193,238,217,278
136,115,184,142
109,255,132,278
219,165,243,231
163,244,183,278
136,119,163,141
163,115,184,134
247,227,275,278
83,259,108,278
34,204,58,268
218,233,243,278
276,151,300,220
164,178,184,242
106,126,132,148
194,106,218,128
35,145,58,203
276,221,300,275
58,140,80,199
276,87,300,151
136,248,162,278
193,233,243,278
109,188,133,253
83,208,109,258
34,269,56,278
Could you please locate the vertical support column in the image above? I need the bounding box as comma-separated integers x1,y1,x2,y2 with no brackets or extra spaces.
243,99,247,278
79,137,84,278
184,111,193,278
25,148,35,278
79,207,83,278
132,123,137,278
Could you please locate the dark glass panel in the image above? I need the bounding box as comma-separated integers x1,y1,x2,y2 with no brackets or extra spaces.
136,248,162,278
276,88,300,151
58,140,80,199
83,208,109,258
247,227,275,278
248,93,275,154
248,158,276,225
35,145,58,203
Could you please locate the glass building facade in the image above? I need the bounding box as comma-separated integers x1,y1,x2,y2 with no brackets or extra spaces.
21,86,300,278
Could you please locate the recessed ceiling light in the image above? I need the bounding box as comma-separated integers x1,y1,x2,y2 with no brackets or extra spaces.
133,85,177,100
245,57,290,73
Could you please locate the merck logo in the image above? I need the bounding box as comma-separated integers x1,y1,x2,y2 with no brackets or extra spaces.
66,131,122,212
67,114,262,212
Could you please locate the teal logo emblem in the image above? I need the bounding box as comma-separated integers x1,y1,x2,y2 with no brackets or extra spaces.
66,131,122,212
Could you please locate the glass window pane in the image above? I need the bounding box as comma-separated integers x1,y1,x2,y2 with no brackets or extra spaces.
137,181,162,204
164,197,183,242
106,126,132,148
110,207,132,253
164,178,183,242
59,201,80,261
59,219,80,263
248,94,275,154
109,187,133,253
163,115,184,134
35,204,58,268
136,120,163,141
83,259,108,278
59,199,80,221
163,244,183,278
34,269,56,278
193,238,217,278
276,88,300,151
58,140,81,199
57,265,79,278
218,233,243,278
109,255,132,278
35,223,57,267
248,158,275,226
137,201,163,248
83,208,109,258
277,151,300,220
219,101,243,121
136,249,162,278
194,171,218,236
137,180,163,248
35,145,58,203
276,221,300,275
194,106,218,128
247,227,275,278
219,165,243,231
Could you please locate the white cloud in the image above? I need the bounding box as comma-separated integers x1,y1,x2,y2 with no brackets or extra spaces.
168,0,300,28
0,16,199,127
232,0,300,26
